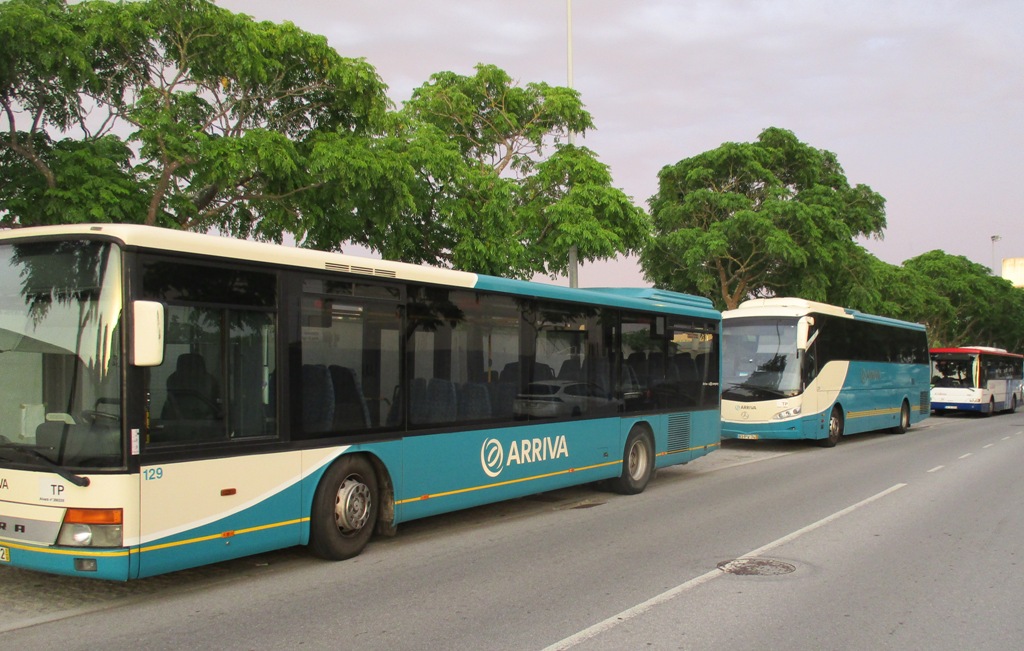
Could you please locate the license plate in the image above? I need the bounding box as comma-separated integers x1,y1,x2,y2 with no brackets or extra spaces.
738,434,759,440
0,546,9,562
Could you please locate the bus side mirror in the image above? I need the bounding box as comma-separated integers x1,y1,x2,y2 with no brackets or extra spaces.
132,300,165,367
796,316,815,357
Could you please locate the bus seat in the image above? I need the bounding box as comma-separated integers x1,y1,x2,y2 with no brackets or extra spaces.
409,378,429,424
488,382,517,418
301,364,335,433
583,357,612,393
674,354,699,380
627,352,649,387
532,362,555,381
163,352,221,420
648,352,667,383
499,362,520,384
329,365,371,430
558,358,582,380
426,378,457,423
458,382,492,420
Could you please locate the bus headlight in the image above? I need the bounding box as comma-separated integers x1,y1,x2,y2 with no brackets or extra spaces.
56,508,123,548
773,405,802,420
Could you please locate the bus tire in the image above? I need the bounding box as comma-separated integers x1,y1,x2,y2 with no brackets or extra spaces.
609,426,655,495
891,400,911,434
308,454,379,561
819,406,843,447
985,398,996,417
1010,396,1018,414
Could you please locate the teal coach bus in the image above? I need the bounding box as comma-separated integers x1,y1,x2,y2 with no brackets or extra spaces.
0,225,721,579
721,298,930,447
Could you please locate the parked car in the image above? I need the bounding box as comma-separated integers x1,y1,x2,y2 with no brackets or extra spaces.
513,380,621,419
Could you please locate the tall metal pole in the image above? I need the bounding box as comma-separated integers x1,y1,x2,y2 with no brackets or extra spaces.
566,0,579,288
992,235,1002,274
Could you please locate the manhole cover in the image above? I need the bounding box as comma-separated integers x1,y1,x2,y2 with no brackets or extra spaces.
717,558,796,576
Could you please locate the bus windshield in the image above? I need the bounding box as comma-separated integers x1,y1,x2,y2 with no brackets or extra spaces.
0,240,123,470
722,317,802,401
930,353,975,389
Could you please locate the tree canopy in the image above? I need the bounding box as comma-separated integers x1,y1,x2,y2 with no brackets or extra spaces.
1,0,648,281
641,127,886,310
1,0,392,242
894,250,1024,351
394,64,650,278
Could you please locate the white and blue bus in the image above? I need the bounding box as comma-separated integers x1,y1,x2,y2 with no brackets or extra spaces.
930,346,1024,415
0,224,721,580
721,298,930,447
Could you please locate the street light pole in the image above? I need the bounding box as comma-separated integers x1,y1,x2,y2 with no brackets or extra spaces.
566,0,578,288
992,235,1002,274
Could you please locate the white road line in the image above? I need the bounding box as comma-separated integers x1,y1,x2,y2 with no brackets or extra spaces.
541,483,908,651
1002,436,1011,441
959,453,973,459
927,465,944,473
983,444,995,449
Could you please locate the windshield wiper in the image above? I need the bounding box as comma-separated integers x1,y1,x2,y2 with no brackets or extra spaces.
0,442,91,487
724,382,791,399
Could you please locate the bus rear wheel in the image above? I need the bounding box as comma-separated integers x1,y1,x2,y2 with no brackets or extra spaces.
609,426,655,495
891,400,911,434
819,406,843,448
309,455,379,561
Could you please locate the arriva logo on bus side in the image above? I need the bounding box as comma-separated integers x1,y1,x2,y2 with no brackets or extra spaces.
480,435,569,478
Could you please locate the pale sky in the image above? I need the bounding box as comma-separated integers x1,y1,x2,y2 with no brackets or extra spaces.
218,0,1024,287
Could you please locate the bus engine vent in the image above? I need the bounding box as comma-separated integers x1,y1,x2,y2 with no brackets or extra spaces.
667,414,692,453
919,390,930,414
324,262,398,278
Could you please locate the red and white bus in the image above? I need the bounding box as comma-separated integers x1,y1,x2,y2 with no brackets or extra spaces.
930,346,1024,415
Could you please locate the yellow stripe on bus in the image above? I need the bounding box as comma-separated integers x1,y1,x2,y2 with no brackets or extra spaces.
1,518,311,559
847,407,901,419
138,517,309,553
0,541,130,557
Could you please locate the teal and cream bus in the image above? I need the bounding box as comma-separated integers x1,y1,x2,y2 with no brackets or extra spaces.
0,225,720,580
721,298,929,447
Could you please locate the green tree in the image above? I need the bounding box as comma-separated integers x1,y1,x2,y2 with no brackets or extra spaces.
2,4,647,280
398,64,651,279
642,127,886,309
1,0,393,242
901,250,1024,349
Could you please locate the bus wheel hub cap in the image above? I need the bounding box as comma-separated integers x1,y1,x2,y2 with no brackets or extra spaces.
335,478,371,532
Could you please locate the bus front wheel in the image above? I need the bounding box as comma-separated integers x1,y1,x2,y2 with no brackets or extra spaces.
820,406,843,448
609,426,655,495
891,400,911,434
309,455,379,561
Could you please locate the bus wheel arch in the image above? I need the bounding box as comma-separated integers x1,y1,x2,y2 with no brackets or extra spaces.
609,423,655,495
367,454,397,537
308,453,382,560
819,405,843,447
891,399,911,434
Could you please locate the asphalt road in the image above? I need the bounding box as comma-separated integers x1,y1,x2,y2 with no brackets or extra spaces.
2,413,1023,650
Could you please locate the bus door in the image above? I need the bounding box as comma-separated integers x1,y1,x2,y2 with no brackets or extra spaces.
137,258,295,576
